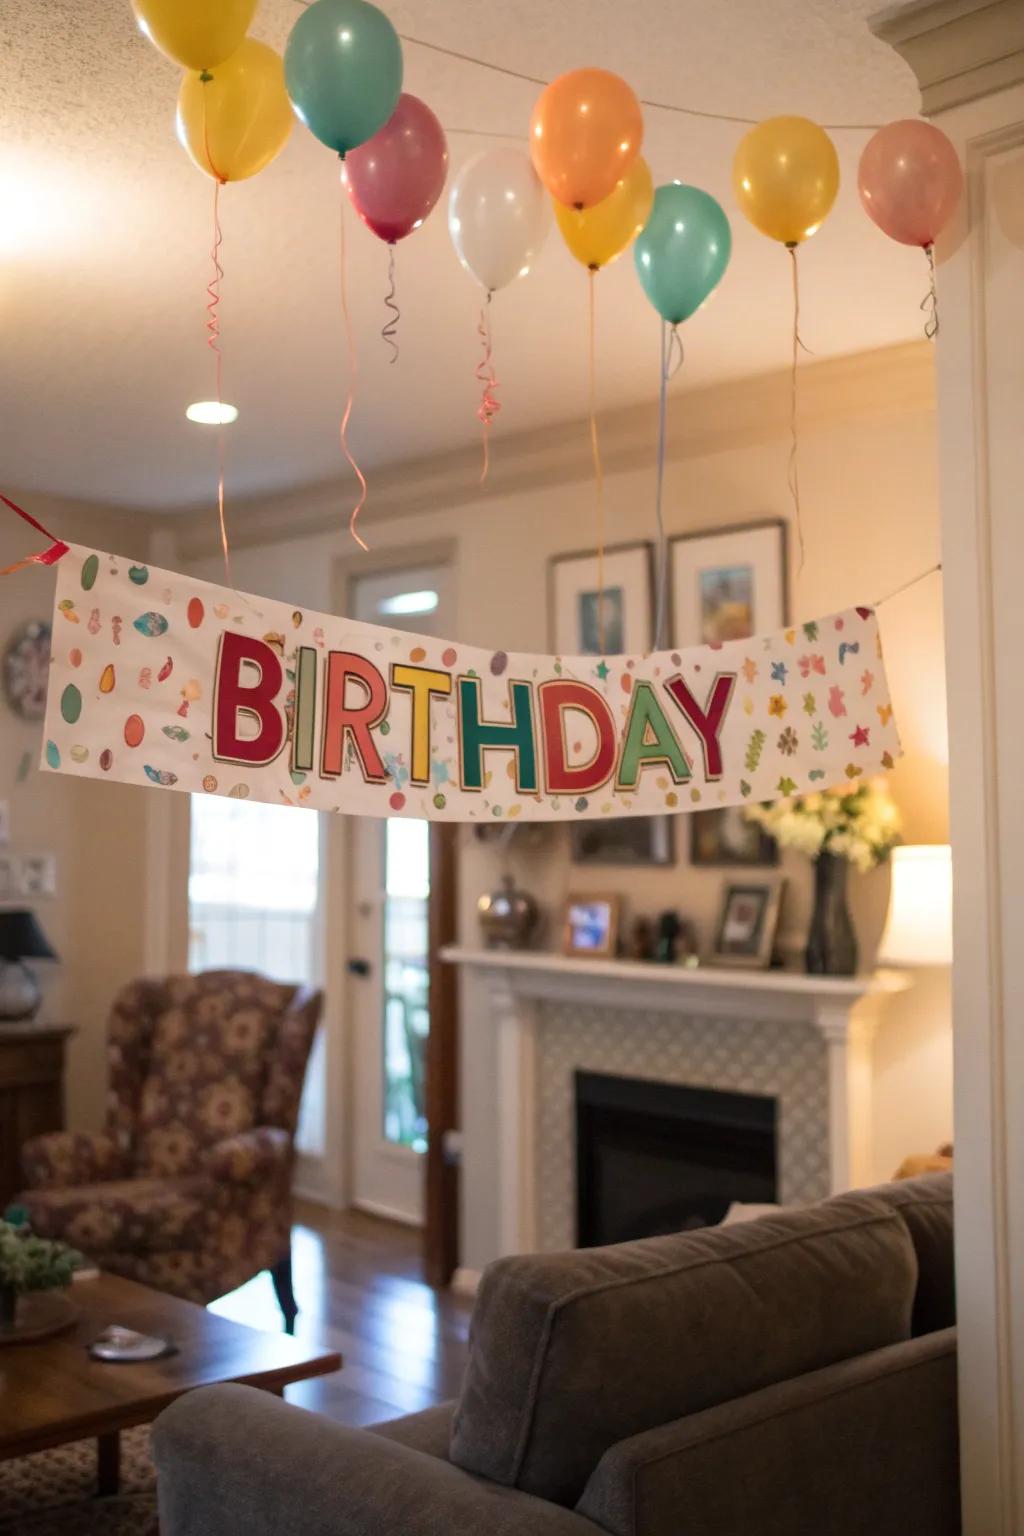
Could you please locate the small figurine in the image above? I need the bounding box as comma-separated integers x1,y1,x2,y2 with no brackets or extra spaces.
629,916,655,961
655,910,682,963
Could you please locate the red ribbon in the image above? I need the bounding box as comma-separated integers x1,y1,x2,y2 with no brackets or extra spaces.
1,493,70,575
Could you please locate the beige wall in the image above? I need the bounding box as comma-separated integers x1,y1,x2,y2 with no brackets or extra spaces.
169,340,952,1243
1,495,151,1132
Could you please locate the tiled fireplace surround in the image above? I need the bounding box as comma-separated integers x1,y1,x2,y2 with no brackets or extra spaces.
445,950,907,1263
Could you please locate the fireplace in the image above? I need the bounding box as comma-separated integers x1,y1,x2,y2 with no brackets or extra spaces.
575,1070,778,1246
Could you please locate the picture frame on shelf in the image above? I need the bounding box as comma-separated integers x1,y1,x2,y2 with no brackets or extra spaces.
549,541,653,658
669,519,787,648
690,806,778,869
563,894,620,959
709,879,785,969
570,817,674,867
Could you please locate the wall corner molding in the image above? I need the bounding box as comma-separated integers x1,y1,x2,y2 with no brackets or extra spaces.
871,0,1024,114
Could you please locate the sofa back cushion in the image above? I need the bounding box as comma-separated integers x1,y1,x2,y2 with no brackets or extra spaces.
867,1172,954,1334
450,1194,918,1508
123,974,296,1177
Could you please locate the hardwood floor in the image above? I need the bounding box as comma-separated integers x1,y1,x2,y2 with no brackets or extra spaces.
208,1202,473,1428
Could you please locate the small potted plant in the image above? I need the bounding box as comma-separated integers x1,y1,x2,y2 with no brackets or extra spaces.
744,780,901,975
0,1208,83,1341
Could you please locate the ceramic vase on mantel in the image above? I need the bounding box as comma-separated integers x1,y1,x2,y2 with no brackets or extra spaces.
805,851,858,977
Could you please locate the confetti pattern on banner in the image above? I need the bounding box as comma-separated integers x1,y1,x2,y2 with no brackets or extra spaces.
40,546,903,821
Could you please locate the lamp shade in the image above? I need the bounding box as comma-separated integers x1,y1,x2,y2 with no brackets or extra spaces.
0,909,58,963
877,845,952,966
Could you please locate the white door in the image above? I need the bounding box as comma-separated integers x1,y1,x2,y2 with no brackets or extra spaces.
349,564,453,1225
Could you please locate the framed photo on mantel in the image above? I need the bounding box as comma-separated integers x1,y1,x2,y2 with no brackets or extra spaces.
669,519,787,648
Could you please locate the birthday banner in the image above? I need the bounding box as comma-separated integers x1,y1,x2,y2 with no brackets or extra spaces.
40,545,901,820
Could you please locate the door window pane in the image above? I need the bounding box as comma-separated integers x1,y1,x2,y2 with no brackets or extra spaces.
188,796,324,1154
383,818,429,1151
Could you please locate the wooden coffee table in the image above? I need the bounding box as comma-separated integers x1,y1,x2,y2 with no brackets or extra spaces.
0,1271,341,1496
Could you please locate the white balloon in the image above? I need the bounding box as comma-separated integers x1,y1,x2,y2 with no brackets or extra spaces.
448,147,551,293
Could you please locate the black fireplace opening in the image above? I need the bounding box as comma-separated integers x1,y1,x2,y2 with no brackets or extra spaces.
575,1070,778,1247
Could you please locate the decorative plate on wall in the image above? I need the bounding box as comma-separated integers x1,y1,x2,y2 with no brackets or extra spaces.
3,621,52,721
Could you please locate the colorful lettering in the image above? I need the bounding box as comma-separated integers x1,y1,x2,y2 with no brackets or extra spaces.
322,652,388,783
538,680,617,795
213,632,286,766
664,672,737,780
617,681,691,789
391,665,452,786
458,677,537,793
292,646,318,774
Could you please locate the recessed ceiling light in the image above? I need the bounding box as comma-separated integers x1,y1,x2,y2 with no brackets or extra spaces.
186,401,239,426
378,590,439,617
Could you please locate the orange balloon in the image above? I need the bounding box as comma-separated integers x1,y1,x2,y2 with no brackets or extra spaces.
530,68,643,211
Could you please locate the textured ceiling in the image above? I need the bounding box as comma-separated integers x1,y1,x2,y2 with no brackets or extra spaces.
0,0,922,511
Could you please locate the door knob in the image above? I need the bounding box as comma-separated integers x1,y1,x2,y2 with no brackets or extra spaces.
347,957,372,977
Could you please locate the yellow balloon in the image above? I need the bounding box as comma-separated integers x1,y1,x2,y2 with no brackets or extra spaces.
555,157,654,270
732,116,839,245
177,40,292,184
132,0,257,73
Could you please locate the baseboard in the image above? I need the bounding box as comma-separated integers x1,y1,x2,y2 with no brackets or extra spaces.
352,1197,423,1229
451,1267,481,1298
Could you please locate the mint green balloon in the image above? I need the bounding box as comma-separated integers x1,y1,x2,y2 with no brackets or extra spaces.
285,0,403,158
634,184,732,325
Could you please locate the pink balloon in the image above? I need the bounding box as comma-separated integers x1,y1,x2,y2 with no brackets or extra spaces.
344,93,448,243
858,119,962,248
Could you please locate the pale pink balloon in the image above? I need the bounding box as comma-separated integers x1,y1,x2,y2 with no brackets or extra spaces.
858,119,963,248
344,93,448,244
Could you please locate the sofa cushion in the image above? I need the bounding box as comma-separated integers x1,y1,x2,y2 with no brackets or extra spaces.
371,1404,455,1462
450,1193,918,1508
865,1172,954,1334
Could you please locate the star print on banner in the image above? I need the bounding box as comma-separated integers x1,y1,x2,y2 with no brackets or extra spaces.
850,725,870,748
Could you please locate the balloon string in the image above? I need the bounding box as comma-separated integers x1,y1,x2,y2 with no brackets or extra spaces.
382,243,400,364
653,321,682,652
587,269,606,655
922,244,940,341
476,290,501,484
201,81,230,584
339,176,369,551
787,244,806,582
0,492,70,575
208,179,231,585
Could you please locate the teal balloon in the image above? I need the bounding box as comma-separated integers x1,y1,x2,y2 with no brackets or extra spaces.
634,184,732,325
285,0,403,157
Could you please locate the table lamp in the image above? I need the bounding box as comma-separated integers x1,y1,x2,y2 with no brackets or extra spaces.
0,909,58,1022
877,845,953,966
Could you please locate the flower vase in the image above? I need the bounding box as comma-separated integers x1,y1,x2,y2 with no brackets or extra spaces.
806,851,858,976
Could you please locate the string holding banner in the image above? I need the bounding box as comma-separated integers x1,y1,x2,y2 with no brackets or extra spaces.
0,494,70,576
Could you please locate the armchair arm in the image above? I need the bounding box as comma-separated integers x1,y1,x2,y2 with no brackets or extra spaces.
154,1384,603,1536
204,1126,291,1185
20,1131,128,1192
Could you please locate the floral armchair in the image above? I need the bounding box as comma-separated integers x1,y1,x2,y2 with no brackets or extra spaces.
17,971,322,1331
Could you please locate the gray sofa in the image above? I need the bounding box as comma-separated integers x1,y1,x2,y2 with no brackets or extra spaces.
153,1173,958,1535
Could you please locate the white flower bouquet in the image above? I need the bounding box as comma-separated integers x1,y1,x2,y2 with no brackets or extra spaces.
744,779,902,873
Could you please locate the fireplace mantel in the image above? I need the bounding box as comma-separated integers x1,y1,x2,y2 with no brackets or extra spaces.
443,947,910,1264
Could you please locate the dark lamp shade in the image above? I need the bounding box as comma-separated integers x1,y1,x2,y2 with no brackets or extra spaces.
0,910,58,963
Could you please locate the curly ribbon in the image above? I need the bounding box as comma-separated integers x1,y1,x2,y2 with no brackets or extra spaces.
382,242,400,364
0,493,70,575
201,79,231,585
587,269,606,655
787,244,808,582
653,321,684,651
339,174,369,551
922,244,940,341
476,290,501,483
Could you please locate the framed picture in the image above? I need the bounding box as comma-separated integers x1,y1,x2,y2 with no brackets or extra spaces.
563,894,620,959
670,520,787,647
690,806,777,869
709,879,785,969
549,542,653,657
570,816,673,867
